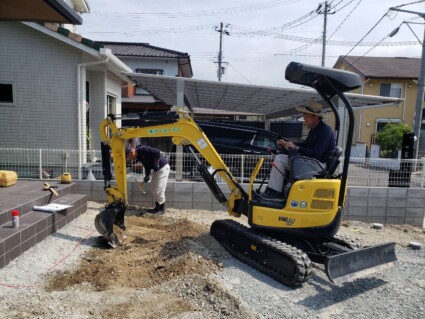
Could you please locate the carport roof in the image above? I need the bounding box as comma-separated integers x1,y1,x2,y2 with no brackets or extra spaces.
126,73,402,120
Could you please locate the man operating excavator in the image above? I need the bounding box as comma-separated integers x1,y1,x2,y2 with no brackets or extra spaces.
263,100,336,198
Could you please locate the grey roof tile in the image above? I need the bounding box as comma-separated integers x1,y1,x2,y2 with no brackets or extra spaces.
98,41,189,58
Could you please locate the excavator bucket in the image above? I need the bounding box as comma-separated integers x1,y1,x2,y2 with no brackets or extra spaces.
324,242,397,285
94,203,127,248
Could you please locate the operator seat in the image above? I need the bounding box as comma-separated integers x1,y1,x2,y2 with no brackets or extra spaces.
325,146,343,176
288,146,343,181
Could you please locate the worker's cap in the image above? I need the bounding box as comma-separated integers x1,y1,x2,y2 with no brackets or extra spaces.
295,101,324,117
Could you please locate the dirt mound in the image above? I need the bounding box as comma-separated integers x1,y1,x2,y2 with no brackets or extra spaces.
44,213,255,318
46,214,226,291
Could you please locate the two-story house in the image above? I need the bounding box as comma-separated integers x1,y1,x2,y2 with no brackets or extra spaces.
334,56,424,155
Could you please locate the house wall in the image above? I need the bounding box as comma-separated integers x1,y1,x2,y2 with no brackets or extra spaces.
335,61,419,152
0,21,81,151
119,57,179,76
87,71,106,151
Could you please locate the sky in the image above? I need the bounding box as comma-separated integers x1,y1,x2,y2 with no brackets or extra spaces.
76,0,424,88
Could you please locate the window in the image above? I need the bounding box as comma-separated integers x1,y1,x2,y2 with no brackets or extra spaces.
135,69,163,75
380,83,402,98
107,94,116,115
0,83,14,105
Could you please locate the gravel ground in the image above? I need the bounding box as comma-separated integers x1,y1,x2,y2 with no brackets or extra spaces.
0,201,424,319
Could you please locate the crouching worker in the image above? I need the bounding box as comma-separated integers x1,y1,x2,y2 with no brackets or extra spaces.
126,145,170,214
263,101,336,198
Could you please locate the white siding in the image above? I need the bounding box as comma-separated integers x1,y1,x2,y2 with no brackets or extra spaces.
87,71,106,151
0,22,81,150
119,57,179,76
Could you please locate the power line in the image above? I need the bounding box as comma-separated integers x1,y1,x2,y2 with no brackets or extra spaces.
227,63,252,84
91,0,300,18
342,11,390,58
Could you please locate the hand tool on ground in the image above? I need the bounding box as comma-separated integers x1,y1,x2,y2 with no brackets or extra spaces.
42,182,59,196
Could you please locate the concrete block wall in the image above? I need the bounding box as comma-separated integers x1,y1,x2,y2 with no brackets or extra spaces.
345,187,425,227
75,181,425,228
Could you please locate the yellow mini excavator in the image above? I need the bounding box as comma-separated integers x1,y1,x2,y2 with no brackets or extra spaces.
94,62,397,286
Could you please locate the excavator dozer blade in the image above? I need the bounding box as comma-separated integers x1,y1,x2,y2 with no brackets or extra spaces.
325,242,397,285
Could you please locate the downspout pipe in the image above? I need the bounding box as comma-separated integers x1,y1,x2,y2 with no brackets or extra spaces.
77,55,109,180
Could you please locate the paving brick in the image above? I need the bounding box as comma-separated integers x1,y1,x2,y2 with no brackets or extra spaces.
349,187,369,196
174,192,193,202
347,196,368,207
386,207,406,217
349,216,367,223
405,207,425,218
386,216,405,225
367,216,386,224
407,188,425,198
369,188,388,198
406,197,425,208
404,217,424,227
367,206,387,217
193,192,213,202
388,188,408,198
367,197,387,207
173,202,193,209
387,197,406,208
193,202,212,210
347,206,368,217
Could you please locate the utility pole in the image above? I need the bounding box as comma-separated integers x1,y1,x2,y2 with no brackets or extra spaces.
215,22,230,81
317,1,335,67
389,7,425,157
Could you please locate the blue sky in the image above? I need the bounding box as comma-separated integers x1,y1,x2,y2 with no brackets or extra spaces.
77,0,424,87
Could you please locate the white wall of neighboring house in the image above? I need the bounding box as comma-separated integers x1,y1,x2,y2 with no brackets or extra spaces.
120,57,180,77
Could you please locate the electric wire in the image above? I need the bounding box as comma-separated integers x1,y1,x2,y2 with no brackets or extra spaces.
342,11,390,58
91,0,300,18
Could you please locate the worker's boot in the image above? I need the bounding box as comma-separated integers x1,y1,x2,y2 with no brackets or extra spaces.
146,201,159,213
262,187,283,199
152,202,165,215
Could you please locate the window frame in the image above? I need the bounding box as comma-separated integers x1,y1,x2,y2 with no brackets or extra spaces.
379,82,402,98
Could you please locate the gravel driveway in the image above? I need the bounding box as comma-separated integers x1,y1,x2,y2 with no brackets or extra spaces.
0,201,424,319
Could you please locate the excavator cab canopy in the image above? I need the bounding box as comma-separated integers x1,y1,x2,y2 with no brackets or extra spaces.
285,62,362,96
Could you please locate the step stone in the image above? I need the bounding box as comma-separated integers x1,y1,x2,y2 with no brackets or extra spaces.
0,193,87,268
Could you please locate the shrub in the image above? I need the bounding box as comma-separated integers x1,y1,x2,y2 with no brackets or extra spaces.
375,123,411,158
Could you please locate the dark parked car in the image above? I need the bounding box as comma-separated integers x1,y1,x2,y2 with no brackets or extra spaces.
197,121,281,155
169,121,282,181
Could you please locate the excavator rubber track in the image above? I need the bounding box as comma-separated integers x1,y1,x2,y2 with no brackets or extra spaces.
210,219,312,286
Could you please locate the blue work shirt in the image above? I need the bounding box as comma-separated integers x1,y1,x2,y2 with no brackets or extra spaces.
136,145,168,174
295,121,336,163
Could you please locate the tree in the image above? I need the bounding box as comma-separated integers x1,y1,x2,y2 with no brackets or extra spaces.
375,123,411,158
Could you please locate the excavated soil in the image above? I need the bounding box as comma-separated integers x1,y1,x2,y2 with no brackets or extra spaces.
44,206,254,318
